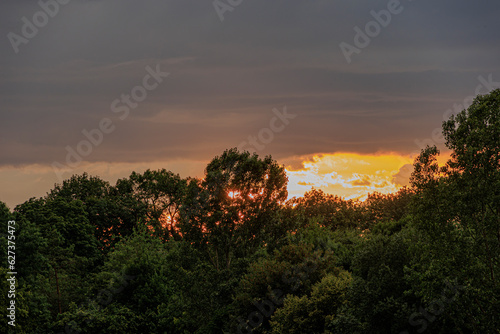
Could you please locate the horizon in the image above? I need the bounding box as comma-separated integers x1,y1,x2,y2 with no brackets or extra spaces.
0,148,454,210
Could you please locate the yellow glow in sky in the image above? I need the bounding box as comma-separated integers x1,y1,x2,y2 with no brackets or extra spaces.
285,153,415,201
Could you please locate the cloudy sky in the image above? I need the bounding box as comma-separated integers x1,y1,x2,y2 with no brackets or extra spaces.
1,0,500,208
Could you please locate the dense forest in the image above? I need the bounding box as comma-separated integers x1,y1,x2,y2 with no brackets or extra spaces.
1,90,499,333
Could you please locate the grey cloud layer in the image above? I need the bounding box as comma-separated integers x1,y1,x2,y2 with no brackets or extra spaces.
1,0,500,166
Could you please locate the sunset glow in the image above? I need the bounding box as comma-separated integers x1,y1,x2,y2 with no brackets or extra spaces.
286,153,414,201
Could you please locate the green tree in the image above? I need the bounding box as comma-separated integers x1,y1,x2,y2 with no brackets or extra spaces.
360,187,414,228
409,89,500,332
12,196,100,326
269,271,352,334
344,228,419,334
125,169,187,240
48,173,142,251
232,237,340,334
55,225,240,334
180,148,289,270
287,188,360,230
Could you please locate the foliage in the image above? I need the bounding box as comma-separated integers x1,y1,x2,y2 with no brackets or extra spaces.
179,148,289,271
269,270,352,334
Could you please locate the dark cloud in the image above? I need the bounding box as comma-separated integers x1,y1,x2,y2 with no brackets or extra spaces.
351,178,371,187
392,164,413,187
1,0,500,169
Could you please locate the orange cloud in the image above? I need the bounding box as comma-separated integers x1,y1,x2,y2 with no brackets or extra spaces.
285,151,452,201
285,152,415,201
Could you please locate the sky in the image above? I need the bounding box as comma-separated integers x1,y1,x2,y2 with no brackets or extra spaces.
1,0,500,209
